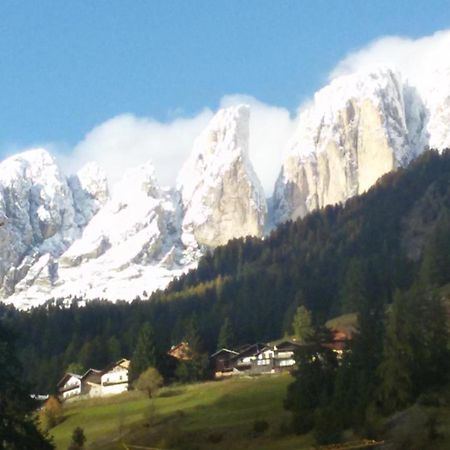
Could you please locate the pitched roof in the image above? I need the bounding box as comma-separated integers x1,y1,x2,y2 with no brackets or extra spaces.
103,358,130,373
234,343,268,359
56,372,82,388
82,368,103,378
210,348,239,358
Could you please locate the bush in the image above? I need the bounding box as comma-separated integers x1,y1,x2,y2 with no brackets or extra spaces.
313,406,342,445
253,419,269,434
135,367,163,398
417,391,443,407
68,426,86,450
207,431,223,443
39,395,64,432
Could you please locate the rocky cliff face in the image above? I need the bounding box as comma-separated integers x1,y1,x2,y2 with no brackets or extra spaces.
272,68,423,223
0,149,110,298
177,105,266,248
1,105,267,307
272,63,450,224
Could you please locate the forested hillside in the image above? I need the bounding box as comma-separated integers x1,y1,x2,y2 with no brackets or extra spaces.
1,149,450,393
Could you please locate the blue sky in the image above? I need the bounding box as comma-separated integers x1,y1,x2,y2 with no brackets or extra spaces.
0,1,450,190
1,1,449,147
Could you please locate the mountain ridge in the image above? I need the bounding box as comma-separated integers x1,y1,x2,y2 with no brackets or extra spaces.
1,61,450,307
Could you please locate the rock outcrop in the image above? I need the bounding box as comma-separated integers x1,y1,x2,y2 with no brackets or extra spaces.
272,68,423,223
177,105,267,248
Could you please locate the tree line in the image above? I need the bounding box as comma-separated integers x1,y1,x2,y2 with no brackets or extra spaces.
0,149,449,410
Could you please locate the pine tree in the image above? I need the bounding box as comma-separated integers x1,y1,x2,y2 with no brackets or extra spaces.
130,322,158,380
107,336,122,363
421,214,450,287
340,258,367,313
378,290,415,414
0,323,54,449
284,331,338,434
217,317,234,350
377,284,449,414
292,306,313,343
332,263,385,426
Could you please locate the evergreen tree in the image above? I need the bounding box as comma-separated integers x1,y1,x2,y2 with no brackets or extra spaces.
107,336,122,363
377,290,415,414
378,285,449,414
0,323,54,449
284,331,338,434
68,427,86,450
332,264,385,426
217,317,234,350
340,258,367,313
130,322,158,380
421,214,450,287
291,306,313,343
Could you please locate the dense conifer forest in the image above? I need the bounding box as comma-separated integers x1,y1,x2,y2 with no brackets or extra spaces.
1,149,450,406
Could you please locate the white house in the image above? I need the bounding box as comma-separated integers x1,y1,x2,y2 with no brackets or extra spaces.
100,358,130,396
57,358,130,401
81,368,103,398
57,373,83,400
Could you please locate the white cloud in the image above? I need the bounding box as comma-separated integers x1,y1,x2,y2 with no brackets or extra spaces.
59,96,296,196
220,95,295,193
59,110,213,189
330,29,450,92
18,29,450,198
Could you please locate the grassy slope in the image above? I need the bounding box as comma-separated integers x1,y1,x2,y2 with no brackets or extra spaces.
50,373,314,450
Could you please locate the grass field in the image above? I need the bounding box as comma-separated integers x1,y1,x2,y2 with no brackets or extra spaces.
50,373,315,450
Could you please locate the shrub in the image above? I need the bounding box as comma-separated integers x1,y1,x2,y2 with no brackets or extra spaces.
39,395,64,431
313,406,342,445
207,431,223,443
68,426,86,450
135,367,163,398
253,419,269,434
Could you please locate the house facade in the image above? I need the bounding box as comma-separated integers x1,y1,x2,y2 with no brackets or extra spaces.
57,359,130,402
210,348,239,378
251,340,301,374
100,358,130,396
57,373,83,400
81,369,103,397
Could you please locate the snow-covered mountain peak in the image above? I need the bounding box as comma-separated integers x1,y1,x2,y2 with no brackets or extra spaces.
177,104,251,199
114,161,160,202
177,104,266,248
0,147,64,191
2,58,450,308
272,67,417,223
76,162,109,203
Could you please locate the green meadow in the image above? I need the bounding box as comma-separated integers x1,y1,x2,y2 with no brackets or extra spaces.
50,373,315,450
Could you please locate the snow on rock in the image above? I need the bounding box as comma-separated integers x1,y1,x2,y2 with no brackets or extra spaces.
177,104,267,248
0,149,79,296
69,162,109,226
2,60,450,309
10,161,189,304
272,68,423,223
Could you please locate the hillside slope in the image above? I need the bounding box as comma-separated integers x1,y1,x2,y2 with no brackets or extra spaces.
2,150,450,394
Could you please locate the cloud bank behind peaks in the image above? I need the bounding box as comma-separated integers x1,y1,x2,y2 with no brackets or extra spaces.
330,29,450,92
62,96,295,196
63,110,213,189
59,28,450,197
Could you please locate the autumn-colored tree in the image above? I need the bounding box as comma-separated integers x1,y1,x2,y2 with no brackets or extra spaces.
39,395,64,431
135,367,163,398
